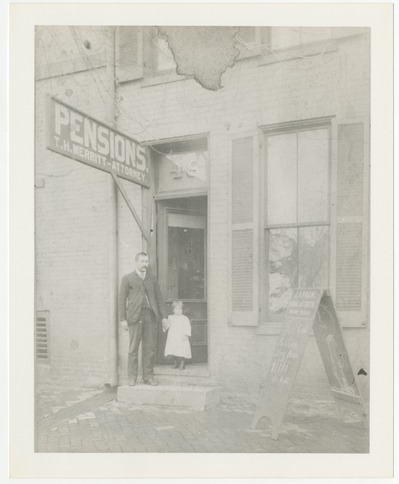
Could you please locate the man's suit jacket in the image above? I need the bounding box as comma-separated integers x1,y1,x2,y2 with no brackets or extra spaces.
119,270,168,325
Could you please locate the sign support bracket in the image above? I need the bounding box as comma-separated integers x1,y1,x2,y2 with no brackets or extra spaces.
110,171,150,243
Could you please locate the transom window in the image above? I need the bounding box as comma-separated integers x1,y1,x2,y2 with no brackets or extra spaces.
264,125,330,318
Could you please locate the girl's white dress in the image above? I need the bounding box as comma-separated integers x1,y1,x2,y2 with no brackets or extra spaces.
164,314,192,359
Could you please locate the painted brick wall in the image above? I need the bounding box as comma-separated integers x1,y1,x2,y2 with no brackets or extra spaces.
115,30,370,394
35,27,370,394
35,27,113,386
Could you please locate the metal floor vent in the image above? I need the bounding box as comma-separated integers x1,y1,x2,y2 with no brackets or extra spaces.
36,311,50,362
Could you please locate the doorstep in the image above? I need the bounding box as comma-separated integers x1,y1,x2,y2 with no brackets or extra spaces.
117,384,220,410
153,363,216,387
154,363,209,377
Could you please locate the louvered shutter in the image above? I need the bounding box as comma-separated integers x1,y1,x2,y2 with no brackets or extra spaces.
231,137,258,326
116,27,143,82
335,123,368,326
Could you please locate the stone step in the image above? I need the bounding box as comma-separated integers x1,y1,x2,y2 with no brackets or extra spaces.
154,373,217,387
154,364,218,387
117,384,220,410
118,374,216,387
118,365,218,387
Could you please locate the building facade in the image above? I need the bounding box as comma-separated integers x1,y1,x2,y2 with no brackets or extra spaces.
35,26,370,397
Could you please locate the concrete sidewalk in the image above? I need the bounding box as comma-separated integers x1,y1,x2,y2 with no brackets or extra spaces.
35,383,368,453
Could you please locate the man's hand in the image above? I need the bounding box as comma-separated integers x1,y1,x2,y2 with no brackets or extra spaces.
121,320,128,331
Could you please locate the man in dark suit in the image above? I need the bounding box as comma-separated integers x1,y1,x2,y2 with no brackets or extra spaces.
119,252,168,386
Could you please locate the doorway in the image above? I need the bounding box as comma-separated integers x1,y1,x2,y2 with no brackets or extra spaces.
156,197,207,365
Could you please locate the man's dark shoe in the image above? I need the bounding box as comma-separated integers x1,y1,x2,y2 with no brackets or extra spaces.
128,377,137,386
144,378,158,386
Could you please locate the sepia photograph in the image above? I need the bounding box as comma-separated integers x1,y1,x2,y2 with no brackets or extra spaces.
34,22,371,453
8,2,393,479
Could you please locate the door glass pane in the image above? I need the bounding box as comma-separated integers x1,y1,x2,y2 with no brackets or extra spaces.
267,133,297,225
168,226,205,300
298,128,329,223
298,226,329,288
268,228,298,314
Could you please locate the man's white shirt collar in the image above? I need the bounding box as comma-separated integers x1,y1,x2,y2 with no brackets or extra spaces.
136,269,146,280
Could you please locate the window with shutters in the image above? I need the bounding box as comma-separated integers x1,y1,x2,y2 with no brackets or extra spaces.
234,27,335,61
269,27,333,50
259,119,369,327
143,27,176,75
35,311,50,364
262,123,331,321
235,27,271,58
116,27,143,83
259,27,341,67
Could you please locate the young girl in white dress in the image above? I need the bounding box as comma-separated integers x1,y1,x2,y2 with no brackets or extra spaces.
163,300,192,369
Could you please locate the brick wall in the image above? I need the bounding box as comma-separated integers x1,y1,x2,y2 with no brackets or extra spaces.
35,27,113,386
35,27,370,394
115,30,370,393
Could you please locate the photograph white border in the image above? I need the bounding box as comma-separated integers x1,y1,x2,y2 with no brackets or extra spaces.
9,2,393,478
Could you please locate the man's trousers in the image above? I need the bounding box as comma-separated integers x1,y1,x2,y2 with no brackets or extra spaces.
127,308,156,381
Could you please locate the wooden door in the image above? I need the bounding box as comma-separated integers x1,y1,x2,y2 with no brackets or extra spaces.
156,205,207,364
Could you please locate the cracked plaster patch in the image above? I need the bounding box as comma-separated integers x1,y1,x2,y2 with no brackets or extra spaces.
158,27,240,91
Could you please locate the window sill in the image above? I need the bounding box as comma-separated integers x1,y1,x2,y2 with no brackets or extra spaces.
236,47,262,61
256,320,368,335
36,52,106,81
142,70,192,88
256,323,317,336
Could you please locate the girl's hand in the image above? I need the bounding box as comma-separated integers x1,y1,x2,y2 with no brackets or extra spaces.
162,318,168,332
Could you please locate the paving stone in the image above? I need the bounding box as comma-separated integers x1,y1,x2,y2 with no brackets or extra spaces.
35,383,369,454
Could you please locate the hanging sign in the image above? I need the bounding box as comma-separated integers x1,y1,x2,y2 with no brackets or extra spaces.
252,288,366,440
46,96,150,187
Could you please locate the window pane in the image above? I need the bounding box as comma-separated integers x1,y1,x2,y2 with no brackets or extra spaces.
156,37,176,71
271,27,331,49
298,129,329,223
267,226,329,315
298,226,329,288
271,27,301,49
268,228,297,314
168,227,205,300
267,133,297,225
237,27,256,44
300,28,332,45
